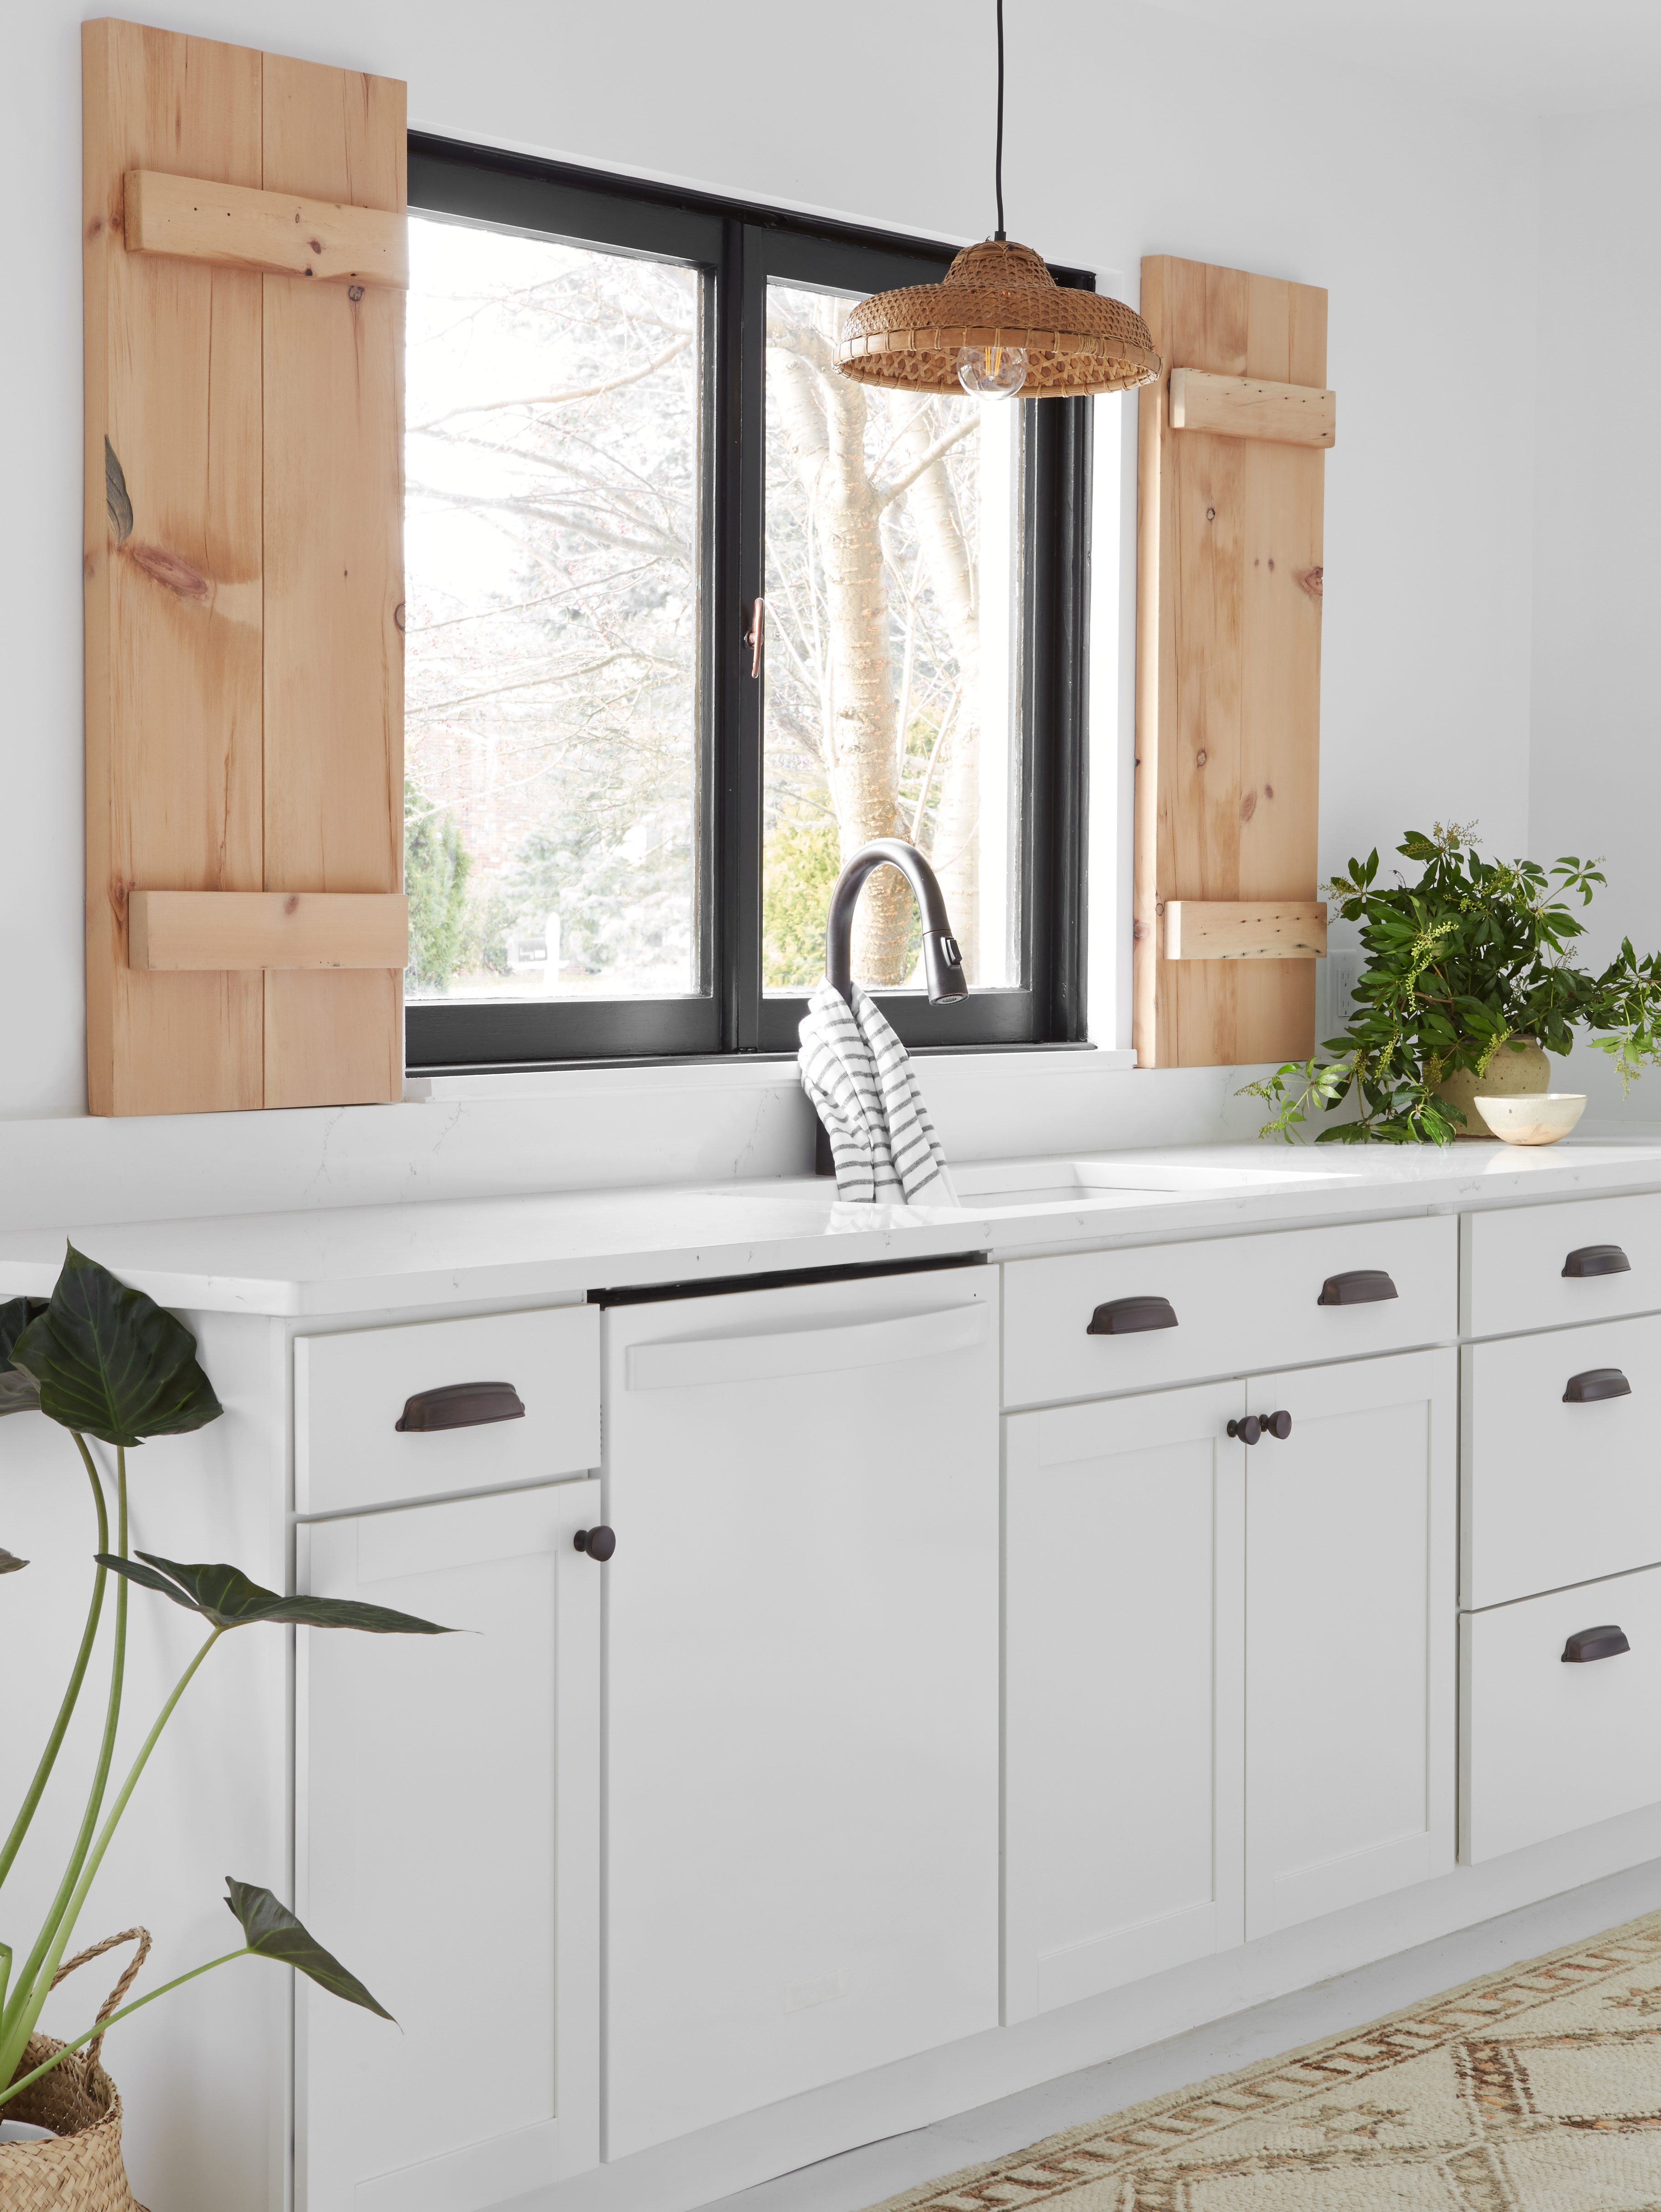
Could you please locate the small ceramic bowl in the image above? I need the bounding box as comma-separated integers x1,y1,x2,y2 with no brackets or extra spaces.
1472,1093,1587,1146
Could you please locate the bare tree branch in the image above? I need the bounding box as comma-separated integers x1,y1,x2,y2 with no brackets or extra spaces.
875,415,980,509
409,650,678,720
409,335,693,432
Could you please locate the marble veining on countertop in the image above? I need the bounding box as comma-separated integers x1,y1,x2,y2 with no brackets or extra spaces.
3,1138,1661,1317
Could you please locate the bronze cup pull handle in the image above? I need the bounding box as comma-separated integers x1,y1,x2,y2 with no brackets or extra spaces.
395,1381,526,1432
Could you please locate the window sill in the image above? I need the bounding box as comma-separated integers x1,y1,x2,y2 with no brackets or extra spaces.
405,1042,1136,1104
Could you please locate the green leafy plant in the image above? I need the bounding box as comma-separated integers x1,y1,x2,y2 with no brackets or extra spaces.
0,1246,450,2108
1243,824,1661,1144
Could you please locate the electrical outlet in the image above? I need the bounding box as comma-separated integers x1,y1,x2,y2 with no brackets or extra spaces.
1320,949,1364,1041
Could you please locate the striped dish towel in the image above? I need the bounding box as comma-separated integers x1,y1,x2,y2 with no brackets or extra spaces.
798,981,957,1205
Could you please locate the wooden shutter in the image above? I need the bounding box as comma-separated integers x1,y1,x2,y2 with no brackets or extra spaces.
1132,256,1332,1070
83,18,406,1116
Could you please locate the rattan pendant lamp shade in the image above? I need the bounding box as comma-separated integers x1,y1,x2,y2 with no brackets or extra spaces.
840,242,1160,397
837,4,1160,400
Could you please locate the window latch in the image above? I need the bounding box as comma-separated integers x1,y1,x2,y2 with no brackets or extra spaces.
745,596,765,679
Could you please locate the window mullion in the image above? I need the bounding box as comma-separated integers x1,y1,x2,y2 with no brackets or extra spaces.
728,225,771,1051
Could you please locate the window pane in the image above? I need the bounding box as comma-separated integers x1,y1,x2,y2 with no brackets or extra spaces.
404,216,704,1003
762,280,1025,994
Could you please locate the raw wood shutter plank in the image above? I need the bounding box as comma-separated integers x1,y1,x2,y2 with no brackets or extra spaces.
1235,272,1323,1064
1135,254,1328,1070
1131,259,1166,1065
1164,902,1327,960
124,169,408,286
1165,259,1247,1066
83,19,265,1114
1168,369,1335,446
129,890,409,970
260,53,406,1109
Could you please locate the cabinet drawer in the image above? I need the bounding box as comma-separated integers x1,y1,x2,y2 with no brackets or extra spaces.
1002,1215,1455,1408
1464,1193,1661,1338
1462,1316,1661,1608
1460,1564,1661,1861
296,1306,600,1515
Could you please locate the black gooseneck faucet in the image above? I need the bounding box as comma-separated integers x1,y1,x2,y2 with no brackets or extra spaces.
812,839,968,1175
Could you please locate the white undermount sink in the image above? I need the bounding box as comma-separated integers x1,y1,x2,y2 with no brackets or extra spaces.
947,1157,1355,1211
695,1155,1355,1220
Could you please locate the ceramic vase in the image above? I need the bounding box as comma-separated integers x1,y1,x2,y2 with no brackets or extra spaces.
1436,1037,1551,1137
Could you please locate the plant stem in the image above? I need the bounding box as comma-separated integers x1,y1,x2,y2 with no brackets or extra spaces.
2,1619,224,2079
0,1450,130,2052
0,1627,220,2092
0,1948,248,2111
0,1439,109,1894
0,1942,10,2021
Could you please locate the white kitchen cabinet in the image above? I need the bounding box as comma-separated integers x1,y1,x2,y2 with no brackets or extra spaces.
1462,1193,1661,1337
602,1267,1000,2160
1462,1314,1661,1607
1002,1215,1456,1410
1245,1349,1456,1938
295,1304,600,1515
1004,1382,1246,2021
296,1480,601,2212
1461,1562,1661,1861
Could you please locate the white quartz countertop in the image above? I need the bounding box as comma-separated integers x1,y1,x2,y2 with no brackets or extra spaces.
5,1137,1661,1318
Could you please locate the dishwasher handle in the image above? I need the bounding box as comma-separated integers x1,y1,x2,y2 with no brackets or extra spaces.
626,1301,988,1392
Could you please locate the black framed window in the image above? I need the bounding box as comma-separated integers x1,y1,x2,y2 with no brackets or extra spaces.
403,137,1090,1073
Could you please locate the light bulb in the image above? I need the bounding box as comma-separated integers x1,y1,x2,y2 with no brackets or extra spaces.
956,344,1027,400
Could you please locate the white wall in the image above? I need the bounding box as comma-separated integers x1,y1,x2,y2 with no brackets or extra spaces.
1528,100,1661,1130
2,0,1542,1144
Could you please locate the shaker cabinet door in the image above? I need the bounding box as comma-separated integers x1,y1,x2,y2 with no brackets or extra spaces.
296,1480,601,2212
1245,1349,1456,1938
1004,1381,1247,2021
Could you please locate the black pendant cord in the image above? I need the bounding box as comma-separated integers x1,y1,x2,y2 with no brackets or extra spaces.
993,0,1007,240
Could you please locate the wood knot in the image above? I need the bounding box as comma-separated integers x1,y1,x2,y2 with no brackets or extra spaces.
1205,506,1216,522
393,601,406,631
1195,749,1208,767
1133,920,1148,941
1300,565,1324,599
1241,789,1257,822
124,542,210,602
349,284,365,302
284,894,300,916
309,238,324,254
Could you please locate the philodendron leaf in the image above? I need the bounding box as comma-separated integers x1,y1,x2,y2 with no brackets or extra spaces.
97,1551,452,1636
9,1247,221,1447
0,1370,41,1418
0,1549,28,1573
0,1297,45,1418
224,1879,393,2020
0,1296,45,1365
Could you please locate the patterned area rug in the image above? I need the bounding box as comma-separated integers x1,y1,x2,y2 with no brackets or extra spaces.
869,1910,1661,2210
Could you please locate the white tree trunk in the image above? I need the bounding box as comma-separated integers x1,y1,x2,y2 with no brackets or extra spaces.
896,423,982,976
768,326,913,982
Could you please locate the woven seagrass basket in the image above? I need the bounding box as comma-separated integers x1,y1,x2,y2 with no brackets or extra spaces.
0,1931,150,2212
